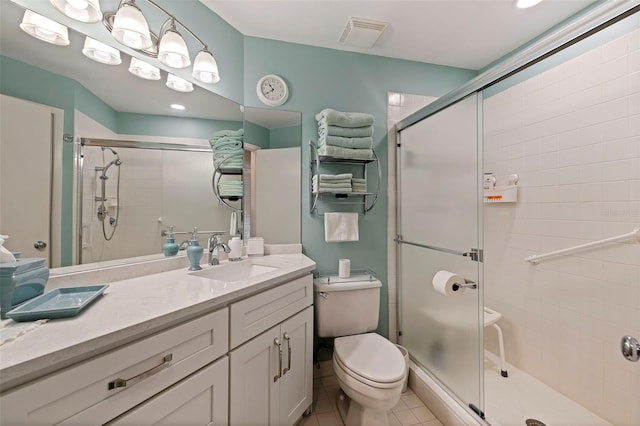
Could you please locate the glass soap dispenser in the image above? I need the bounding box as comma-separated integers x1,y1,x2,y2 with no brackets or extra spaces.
162,226,179,257
186,227,203,271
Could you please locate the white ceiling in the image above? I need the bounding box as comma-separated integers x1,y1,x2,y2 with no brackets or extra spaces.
200,0,595,70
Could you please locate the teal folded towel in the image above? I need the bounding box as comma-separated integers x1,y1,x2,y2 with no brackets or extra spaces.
211,129,244,139
319,135,373,149
318,145,373,160
315,109,374,128
318,123,373,138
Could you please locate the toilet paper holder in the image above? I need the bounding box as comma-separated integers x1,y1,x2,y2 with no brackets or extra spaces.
452,279,477,291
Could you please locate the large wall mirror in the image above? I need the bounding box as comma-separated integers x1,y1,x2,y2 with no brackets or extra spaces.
0,0,244,270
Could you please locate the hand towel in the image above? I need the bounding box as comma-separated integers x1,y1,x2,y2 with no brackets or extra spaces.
318,135,373,149
318,145,373,160
324,212,359,242
315,109,374,128
318,123,373,138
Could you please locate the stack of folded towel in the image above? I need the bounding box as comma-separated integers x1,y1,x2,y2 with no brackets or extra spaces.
312,173,353,193
209,128,243,169
315,108,374,160
351,178,367,193
218,180,243,198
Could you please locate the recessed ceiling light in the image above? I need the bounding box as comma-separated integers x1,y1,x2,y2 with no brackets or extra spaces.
170,103,185,110
514,0,543,9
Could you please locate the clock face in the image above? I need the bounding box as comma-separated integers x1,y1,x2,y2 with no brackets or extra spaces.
257,75,288,106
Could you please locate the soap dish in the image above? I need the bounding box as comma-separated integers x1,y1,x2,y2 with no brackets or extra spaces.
5,285,108,322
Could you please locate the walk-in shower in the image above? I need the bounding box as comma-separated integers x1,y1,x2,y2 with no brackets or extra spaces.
95,146,122,241
395,3,639,425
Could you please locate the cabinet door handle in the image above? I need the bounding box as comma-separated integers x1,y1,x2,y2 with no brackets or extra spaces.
108,354,173,390
283,332,291,376
274,337,283,382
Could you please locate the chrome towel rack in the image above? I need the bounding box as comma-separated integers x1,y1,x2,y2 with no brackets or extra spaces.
525,228,640,264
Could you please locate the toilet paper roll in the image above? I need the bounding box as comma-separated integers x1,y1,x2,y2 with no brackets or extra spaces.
338,259,351,279
432,270,466,297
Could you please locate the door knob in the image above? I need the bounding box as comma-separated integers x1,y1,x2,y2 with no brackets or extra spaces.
621,336,640,362
34,240,47,250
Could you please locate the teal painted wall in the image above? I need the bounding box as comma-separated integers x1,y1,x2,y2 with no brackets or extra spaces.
244,121,270,149
117,113,242,139
270,126,301,149
243,37,477,339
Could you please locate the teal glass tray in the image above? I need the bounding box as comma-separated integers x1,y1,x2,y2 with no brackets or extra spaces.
6,285,108,322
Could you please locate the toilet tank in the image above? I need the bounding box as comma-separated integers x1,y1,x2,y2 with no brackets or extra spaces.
313,274,382,337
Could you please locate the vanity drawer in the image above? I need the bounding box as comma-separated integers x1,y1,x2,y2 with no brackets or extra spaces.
230,274,312,348
0,308,229,426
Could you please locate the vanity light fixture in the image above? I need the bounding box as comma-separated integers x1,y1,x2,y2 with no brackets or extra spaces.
49,0,102,23
514,0,543,8
111,0,153,50
166,74,193,93
170,104,186,110
128,57,161,80
103,0,220,83
19,10,70,46
192,48,220,84
82,37,122,65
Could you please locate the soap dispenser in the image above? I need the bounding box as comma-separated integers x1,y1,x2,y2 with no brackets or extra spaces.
162,226,179,257
186,228,203,271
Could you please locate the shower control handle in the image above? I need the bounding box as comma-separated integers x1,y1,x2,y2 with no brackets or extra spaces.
621,335,640,362
34,240,47,250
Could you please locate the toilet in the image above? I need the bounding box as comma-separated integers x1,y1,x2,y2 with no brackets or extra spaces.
314,274,406,426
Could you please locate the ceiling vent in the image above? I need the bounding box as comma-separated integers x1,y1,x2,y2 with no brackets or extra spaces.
338,17,388,48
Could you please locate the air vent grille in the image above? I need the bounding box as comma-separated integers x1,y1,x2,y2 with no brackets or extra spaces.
338,17,388,48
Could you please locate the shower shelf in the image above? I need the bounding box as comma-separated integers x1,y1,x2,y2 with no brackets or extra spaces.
483,185,517,203
309,141,380,215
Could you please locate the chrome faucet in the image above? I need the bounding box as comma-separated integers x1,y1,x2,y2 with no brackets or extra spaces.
208,233,230,265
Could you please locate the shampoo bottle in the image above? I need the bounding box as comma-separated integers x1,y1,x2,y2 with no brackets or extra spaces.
0,235,17,263
186,228,203,271
162,226,179,257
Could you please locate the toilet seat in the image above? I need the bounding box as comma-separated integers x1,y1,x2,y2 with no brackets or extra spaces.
334,333,405,389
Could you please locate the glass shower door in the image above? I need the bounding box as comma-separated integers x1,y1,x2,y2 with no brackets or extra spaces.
397,94,483,417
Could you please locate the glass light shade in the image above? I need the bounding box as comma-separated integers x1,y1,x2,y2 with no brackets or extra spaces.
128,57,161,80
192,50,220,84
82,37,122,65
49,0,102,23
166,74,193,93
19,10,69,46
111,2,153,50
514,0,543,8
158,29,191,69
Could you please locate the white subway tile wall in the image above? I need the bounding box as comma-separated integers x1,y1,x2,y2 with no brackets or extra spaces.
484,26,640,425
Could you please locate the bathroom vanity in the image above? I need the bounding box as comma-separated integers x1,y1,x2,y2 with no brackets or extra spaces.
0,253,315,425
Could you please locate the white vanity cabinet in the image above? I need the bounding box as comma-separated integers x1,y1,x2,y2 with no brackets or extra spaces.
0,308,229,425
229,275,314,426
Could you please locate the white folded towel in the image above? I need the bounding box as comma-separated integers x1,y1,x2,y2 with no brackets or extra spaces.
324,212,359,242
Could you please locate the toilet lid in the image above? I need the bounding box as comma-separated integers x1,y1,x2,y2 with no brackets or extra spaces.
334,333,405,384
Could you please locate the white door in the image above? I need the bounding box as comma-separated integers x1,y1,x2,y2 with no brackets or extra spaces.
107,356,229,425
279,307,313,426
0,95,52,262
230,325,281,425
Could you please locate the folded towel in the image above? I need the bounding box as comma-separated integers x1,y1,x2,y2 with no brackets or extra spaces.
324,212,359,242
318,123,373,138
351,178,366,184
318,135,373,150
318,145,373,160
312,182,352,190
313,173,353,181
315,109,374,128
211,129,244,139
211,138,243,149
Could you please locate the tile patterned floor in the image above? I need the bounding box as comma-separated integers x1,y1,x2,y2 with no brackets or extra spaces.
298,373,443,426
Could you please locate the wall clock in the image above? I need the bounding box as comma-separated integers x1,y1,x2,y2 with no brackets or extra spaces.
256,74,289,106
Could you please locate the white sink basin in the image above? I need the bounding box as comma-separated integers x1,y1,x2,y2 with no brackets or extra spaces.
190,260,279,282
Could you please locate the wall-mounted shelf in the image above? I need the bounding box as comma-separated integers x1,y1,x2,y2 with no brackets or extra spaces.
309,141,380,215
212,154,243,212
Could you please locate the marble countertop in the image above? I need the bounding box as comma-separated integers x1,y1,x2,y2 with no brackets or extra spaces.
0,253,315,391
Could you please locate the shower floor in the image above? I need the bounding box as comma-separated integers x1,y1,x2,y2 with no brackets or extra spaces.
483,351,610,426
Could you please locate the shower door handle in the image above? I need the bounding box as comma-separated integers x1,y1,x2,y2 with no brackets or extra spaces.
621,335,640,362
34,240,47,250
